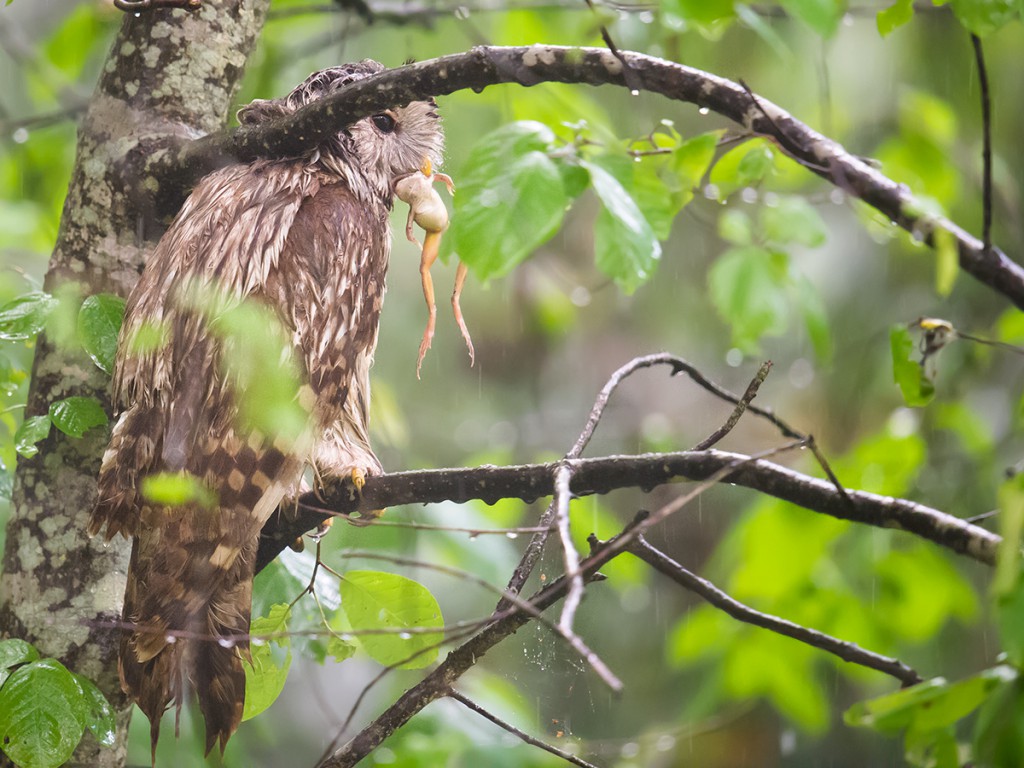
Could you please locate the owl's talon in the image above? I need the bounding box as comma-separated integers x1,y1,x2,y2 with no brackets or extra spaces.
350,467,367,492
347,506,387,526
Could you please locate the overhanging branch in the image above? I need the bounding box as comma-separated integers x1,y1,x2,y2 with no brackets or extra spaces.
255,449,1000,572
162,45,1024,309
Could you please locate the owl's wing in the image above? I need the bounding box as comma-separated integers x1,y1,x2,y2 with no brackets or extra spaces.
90,161,314,540
270,181,389,483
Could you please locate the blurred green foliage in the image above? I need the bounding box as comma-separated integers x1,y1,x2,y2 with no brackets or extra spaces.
2,0,1024,766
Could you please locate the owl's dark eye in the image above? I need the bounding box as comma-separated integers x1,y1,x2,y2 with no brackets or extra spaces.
372,114,396,133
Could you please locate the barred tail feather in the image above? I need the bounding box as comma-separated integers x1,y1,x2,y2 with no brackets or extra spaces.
120,530,257,758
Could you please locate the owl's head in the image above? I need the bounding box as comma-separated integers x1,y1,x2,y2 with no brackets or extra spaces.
237,61,444,203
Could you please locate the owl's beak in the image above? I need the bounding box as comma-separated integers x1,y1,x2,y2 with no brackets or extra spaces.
420,156,433,177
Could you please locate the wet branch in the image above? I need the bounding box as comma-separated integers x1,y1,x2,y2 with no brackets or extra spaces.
257,448,1000,572
159,45,1024,309
625,534,922,687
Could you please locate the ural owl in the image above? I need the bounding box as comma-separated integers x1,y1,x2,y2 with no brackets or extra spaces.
90,61,444,754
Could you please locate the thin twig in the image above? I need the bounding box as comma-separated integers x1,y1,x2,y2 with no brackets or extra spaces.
496,354,674,613
310,548,620,760
298,509,554,537
738,79,830,175
449,689,601,768
971,33,993,255
113,0,201,11
692,360,772,450
315,621,483,763
317,513,651,767
625,535,922,687
554,463,584,635
805,435,853,506
337,549,599,642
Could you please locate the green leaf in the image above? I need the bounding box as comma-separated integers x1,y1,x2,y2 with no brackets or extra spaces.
709,245,789,352
592,155,676,240
890,325,935,407
140,472,217,509
950,0,1018,35
47,396,107,438
0,354,21,396
779,0,843,37
450,121,570,280
874,545,977,642
242,604,292,721
14,415,51,458
996,477,1024,667
846,668,1012,735
125,319,169,355
77,294,125,375
973,674,1024,767
71,674,115,748
557,161,590,199
0,659,88,768
709,140,775,199
724,633,828,731
326,634,357,663
339,571,443,669
671,131,721,193
582,161,661,293
205,296,310,447
0,639,39,687
0,292,58,341
718,209,754,246
736,144,775,185
877,0,915,35
760,196,828,248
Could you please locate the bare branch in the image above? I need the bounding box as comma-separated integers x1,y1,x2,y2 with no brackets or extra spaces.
625,534,922,687
257,448,999,571
692,360,772,450
494,354,683,615
554,463,584,632
307,515,553,536
449,690,601,768
113,0,201,11
320,435,958,766
159,46,1024,308
492,353,783,616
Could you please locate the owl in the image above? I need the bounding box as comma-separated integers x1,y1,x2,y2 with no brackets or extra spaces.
88,62,444,755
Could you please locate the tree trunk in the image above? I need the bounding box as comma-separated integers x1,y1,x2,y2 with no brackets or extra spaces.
0,2,268,764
